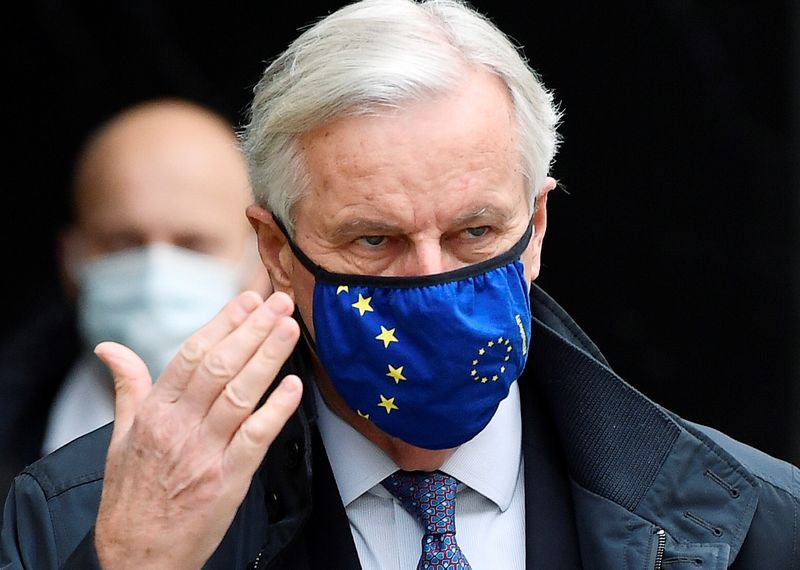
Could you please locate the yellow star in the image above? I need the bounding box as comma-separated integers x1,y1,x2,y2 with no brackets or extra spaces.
481,377,489,383
375,326,399,348
500,365,506,373
507,345,513,352
470,369,477,376
478,348,485,355
336,285,350,295
492,375,499,381
357,409,370,419
498,336,504,343
386,364,407,384
472,359,478,365
351,294,374,316
488,340,495,347
504,355,510,362
377,394,399,414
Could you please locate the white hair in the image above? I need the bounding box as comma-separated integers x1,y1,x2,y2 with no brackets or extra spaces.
242,0,561,235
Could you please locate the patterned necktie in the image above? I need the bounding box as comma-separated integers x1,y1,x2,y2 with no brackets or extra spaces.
382,470,473,570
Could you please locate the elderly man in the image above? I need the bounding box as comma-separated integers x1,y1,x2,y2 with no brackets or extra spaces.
1,1,797,569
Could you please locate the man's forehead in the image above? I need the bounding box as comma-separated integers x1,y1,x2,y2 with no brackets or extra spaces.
288,68,528,241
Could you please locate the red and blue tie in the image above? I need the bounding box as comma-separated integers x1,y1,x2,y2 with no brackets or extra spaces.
382,471,473,570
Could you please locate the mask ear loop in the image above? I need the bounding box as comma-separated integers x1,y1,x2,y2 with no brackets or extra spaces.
293,306,319,353
271,216,322,356
272,215,328,280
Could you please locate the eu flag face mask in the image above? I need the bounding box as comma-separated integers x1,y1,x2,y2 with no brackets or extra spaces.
281,220,534,450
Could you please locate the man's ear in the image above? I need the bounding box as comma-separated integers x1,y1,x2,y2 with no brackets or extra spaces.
246,204,295,298
524,177,556,282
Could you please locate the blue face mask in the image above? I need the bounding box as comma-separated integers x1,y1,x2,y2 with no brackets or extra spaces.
282,220,533,450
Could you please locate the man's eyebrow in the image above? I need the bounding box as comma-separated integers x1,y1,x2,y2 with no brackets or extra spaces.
329,207,514,241
451,206,513,227
329,219,405,241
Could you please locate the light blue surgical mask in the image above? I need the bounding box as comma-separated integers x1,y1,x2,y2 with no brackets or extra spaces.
76,243,242,379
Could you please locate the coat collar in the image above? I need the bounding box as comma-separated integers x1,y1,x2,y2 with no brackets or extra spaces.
526,284,760,565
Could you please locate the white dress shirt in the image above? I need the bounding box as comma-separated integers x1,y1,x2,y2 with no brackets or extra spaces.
314,380,526,569
42,353,115,455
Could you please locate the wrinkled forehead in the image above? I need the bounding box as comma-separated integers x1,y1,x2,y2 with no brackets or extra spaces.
288,72,528,245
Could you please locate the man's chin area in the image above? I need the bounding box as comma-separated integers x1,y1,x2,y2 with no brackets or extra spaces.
348,408,457,470
383,436,457,472
342,403,457,470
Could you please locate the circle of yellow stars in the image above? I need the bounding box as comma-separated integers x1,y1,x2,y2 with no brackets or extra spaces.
470,336,513,383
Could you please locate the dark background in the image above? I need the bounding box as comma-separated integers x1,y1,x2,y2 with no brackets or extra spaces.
6,1,799,464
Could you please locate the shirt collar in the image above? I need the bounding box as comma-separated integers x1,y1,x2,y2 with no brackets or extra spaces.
314,380,522,512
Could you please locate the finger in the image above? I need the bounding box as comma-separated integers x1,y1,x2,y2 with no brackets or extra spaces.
94,341,152,444
175,292,295,416
224,375,303,483
263,278,274,298
153,290,263,402
203,314,300,443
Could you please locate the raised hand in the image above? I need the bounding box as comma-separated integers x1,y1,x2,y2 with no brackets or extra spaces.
93,290,302,569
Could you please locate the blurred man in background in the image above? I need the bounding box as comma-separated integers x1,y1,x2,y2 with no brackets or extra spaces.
0,98,269,496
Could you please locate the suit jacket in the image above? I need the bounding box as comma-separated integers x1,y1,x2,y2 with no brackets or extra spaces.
2,285,798,569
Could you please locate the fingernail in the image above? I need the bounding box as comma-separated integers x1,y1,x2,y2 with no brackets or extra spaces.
239,291,262,312
276,319,297,341
266,292,291,316
280,376,300,394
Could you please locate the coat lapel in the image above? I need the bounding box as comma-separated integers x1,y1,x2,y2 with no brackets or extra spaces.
305,428,363,570
519,375,583,568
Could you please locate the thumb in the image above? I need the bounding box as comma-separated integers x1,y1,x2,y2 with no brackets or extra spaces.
94,341,153,441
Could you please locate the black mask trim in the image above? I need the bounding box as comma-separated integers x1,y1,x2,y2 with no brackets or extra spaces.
273,215,533,288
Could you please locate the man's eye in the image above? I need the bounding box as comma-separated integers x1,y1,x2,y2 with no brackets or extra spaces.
359,235,386,247
464,226,489,238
